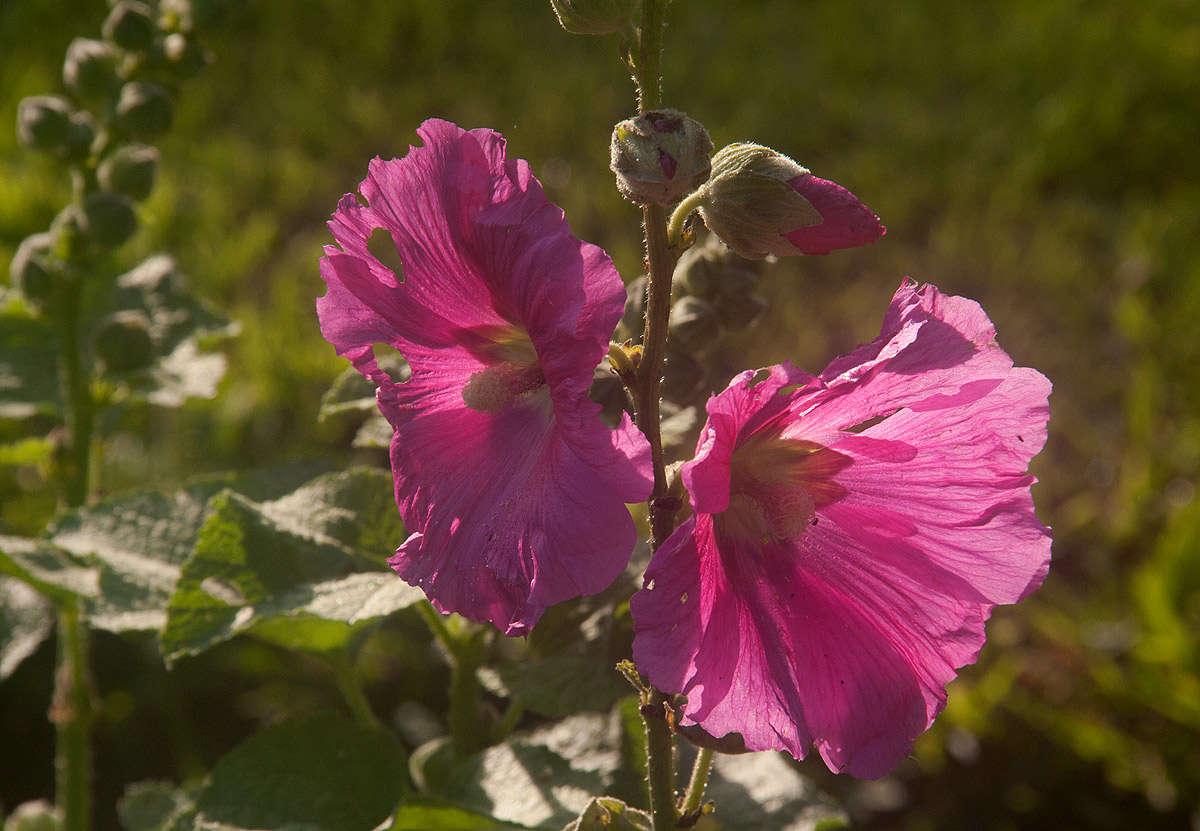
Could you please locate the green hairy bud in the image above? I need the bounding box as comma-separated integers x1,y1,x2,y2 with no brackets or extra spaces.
64,110,98,161
3,801,62,831
63,38,120,101
103,1,157,52
98,143,160,201
80,191,139,248
550,0,638,35
114,81,173,138
10,233,64,311
610,109,713,206
669,295,720,353
16,96,72,153
94,310,155,374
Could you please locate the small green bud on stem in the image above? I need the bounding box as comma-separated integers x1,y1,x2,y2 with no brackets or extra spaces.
103,1,156,52
611,109,713,206
63,38,120,102
16,96,72,153
114,81,173,138
98,143,159,201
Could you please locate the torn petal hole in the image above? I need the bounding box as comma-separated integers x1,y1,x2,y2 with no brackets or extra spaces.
371,342,411,386
842,408,899,434
367,226,406,283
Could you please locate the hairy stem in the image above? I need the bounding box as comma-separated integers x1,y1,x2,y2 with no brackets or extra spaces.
52,606,91,831
51,267,96,831
631,3,685,830
328,653,383,730
642,690,678,831
417,603,486,755
58,273,94,510
635,202,680,549
680,746,714,818
634,0,666,111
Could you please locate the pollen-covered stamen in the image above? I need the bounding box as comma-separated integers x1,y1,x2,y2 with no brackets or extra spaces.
460,325,547,413
719,434,850,542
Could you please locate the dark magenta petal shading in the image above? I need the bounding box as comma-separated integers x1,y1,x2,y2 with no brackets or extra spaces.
317,119,651,636
632,280,1051,777
784,174,886,255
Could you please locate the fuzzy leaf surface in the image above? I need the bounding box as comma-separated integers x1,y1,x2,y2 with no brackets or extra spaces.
193,715,407,831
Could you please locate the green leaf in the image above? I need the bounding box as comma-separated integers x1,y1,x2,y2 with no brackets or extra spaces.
682,747,848,831
193,714,407,831
0,577,54,679
477,549,643,719
48,487,214,632
0,296,60,419
118,781,196,831
0,534,99,605
442,711,627,830
248,573,424,653
0,437,54,466
383,802,526,831
317,356,408,422
352,413,392,449
161,468,411,662
561,798,652,831
105,255,237,407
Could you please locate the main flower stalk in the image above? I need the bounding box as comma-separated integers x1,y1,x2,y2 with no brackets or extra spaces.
629,2,688,828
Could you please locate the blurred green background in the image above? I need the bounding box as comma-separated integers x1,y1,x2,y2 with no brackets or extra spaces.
2,0,1198,828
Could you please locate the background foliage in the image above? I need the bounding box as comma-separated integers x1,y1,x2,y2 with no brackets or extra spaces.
2,0,1198,828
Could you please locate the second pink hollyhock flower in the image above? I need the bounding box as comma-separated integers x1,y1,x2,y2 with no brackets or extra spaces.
317,119,652,636
631,280,1051,777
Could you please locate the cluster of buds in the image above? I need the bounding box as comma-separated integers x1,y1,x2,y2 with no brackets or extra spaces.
11,0,207,310
618,235,769,412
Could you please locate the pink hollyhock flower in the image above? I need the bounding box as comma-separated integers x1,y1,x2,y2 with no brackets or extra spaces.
630,280,1051,777
695,142,885,258
317,119,652,636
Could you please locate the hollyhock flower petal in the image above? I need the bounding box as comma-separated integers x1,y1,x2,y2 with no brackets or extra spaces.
318,118,652,636
784,174,887,255
631,279,1051,777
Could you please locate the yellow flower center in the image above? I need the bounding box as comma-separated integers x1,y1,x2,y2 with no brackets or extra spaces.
717,433,850,543
461,325,547,413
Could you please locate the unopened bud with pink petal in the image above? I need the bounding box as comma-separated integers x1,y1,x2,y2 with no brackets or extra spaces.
695,142,885,258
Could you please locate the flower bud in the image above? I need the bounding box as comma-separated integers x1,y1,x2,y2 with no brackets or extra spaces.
550,0,637,35
696,142,885,258
114,81,173,138
162,33,207,77
62,38,120,101
669,296,720,353
94,310,155,374
661,349,704,402
64,110,98,161
618,274,647,340
159,0,195,33
16,96,72,152
9,233,64,311
3,800,62,831
80,191,138,248
103,1,157,52
98,143,159,201
50,205,88,261
610,109,713,206
714,286,768,331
